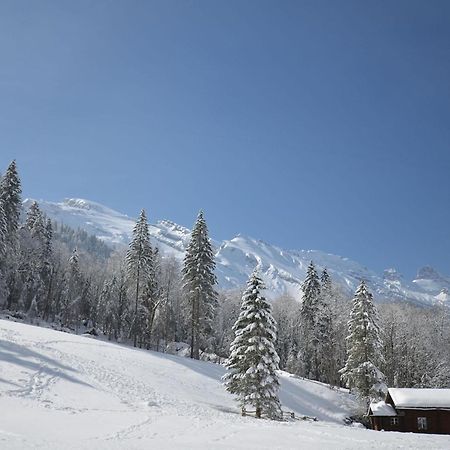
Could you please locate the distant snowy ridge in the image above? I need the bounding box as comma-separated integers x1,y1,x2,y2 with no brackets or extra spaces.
23,198,449,306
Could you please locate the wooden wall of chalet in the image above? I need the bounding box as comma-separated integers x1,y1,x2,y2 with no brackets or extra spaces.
371,410,450,434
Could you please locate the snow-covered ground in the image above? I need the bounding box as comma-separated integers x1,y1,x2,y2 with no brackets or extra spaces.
0,320,448,449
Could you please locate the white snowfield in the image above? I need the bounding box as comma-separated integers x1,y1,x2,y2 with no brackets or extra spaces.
0,320,448,450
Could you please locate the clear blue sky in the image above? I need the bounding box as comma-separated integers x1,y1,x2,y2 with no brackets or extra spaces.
1,0,449,278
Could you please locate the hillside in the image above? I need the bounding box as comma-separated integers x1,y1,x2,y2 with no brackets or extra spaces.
0,319,448,449
23,198,450,305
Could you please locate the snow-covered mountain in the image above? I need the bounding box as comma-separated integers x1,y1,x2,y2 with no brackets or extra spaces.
23,198,449,306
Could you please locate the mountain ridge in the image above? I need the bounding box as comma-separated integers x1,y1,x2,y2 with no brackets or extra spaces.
23,198,449,306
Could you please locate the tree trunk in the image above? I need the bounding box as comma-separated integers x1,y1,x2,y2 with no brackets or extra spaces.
194,292,200,359
190,295,195,359
134,266,140,348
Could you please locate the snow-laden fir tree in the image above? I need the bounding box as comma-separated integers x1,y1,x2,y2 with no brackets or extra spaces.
61,248,83,327
126,209,153,347
0,199,7,306
13,202,46,313
182,211,217,359
340,280,386,404
41,219,53,288
112,269,129,341
0,160,22,248
97,278,115,340
0,161,22,308
141,247,163,349
25,201,44,234
223,270,281,419
0,199,8,259
317,268,335,384
299,261,321,379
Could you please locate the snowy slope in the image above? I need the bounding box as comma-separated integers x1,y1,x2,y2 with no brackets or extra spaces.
23,198,448,305
1,319,448,450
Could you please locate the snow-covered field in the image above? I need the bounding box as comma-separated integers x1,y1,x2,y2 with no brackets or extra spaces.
0,320,448,449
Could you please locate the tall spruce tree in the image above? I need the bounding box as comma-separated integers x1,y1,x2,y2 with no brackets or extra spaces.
0,161,22,308
25,201,43,233
18,202,48,313
126,209,153,347
317,268,335,384
300,261,321,379
340,280,386,404
61,248,83,326
141,247,163,349
182,211,217,359
223,270,282,419
0,160,22,247
0,199,6,260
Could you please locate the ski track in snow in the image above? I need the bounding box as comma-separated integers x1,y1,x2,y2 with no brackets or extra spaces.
1,320,449,449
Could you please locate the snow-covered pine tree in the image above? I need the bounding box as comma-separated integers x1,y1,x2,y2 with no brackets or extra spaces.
97,278,115,339
0,160,22,248
299,261,321,379
182,211,217,360
0,161,22,308
0,199,7,305
317,268,336,385
113,269,129,341
25,201,43,233
141,247,163,349
340,280,386,404
0,199,7,259
223,270,282,419
126,209,153,347
61,248,83,327
320,268,332,299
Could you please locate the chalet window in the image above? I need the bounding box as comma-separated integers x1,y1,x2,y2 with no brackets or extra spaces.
390,417,399,426
417,416,427,431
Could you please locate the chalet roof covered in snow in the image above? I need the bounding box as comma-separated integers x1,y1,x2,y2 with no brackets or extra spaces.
388,388,450,409
369,401,397,417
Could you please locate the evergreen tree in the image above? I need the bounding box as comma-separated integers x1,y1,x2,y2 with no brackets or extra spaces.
320,268,332,299
0,160,22,247
317,269,336,384
0,199,7,259
25,201,43,234
141,247,163,349
126,209,153,347
61,248,83,327
97,278,115,339
299,261,321,379
0,161,22,308
223,270,282,419
182,211,217,359
112,269,129,341
340,280,386,404
40,219,54,319
0,199,7,305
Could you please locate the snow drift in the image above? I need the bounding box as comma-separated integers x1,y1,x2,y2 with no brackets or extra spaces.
0,319,448,449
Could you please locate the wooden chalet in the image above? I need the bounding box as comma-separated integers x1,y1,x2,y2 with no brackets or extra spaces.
369,388,450,434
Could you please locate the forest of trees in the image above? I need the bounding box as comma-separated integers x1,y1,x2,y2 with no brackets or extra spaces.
1,160,449,416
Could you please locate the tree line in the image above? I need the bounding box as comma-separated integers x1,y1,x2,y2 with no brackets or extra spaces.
1,160,449,419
